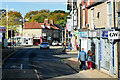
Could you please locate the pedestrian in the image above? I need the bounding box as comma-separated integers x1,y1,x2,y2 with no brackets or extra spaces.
87,50,93,70
62,42,65,52
76,44,78,50
14,41,16,46
68,41,71,51
70,43,73,50
78,48,86,70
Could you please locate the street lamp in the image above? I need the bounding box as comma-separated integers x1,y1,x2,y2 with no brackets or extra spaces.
6,5,14,39
64,0,74,31
64,0,74,49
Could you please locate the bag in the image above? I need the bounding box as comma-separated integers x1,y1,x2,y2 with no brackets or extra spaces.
78,60,81,65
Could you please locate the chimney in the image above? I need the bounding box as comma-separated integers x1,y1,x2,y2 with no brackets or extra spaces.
50,19,54,25
44,19,48,24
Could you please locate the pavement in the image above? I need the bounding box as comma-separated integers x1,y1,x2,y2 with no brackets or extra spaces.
63,50,112,78
2,46,23,64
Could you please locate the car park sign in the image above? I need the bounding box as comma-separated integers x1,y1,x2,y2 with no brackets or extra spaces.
108,31,120,39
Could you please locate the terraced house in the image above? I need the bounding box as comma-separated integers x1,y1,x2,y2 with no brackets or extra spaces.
87,0,120,78
68,0,120,78
23,19,62,45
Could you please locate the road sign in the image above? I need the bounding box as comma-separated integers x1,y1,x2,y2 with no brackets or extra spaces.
108,31,120,39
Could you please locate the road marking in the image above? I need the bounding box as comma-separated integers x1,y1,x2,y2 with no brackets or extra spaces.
34,69,40,80
20,64,23,69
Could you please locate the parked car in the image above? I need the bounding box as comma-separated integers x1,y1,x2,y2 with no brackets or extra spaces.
58,42,62,46
52,41,57,46
40,42,49,49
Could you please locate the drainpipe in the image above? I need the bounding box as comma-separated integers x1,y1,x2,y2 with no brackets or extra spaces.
113,0,119,78
113,0,116,28
118,41,119,78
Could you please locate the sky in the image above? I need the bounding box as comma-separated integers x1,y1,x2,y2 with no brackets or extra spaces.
1,0,67,2
1,1,69,17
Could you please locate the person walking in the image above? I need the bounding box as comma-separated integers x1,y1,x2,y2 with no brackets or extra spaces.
68,41,71,51
78,48,86,70
62,42,65,52
87,50,93,70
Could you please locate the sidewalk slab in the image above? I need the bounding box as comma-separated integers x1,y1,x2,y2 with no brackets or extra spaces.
64,56,113,78
78,69,112,78
66,50,78,54
2,46,22,64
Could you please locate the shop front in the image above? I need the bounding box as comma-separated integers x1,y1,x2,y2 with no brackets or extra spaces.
108,30,120,76
21,37,33,45
100,29,115,76
33,37,41,45
80,31,88,53
88,31,97,69
0,27,5,48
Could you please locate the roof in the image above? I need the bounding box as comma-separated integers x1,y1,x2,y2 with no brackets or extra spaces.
24,22,59,30
45,23,51,29
51,25,59,30
87,0,108,9
24,22,43,29
54,24,63,30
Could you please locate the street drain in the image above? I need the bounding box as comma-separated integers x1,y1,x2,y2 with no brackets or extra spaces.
10,64,23,69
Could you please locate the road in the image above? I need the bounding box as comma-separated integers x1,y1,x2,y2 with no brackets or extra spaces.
2,46,80,80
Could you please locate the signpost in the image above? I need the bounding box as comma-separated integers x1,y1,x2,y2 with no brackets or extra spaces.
108,31,120,40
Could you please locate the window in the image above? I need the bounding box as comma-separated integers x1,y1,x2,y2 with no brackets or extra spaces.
97,12,100,19
119,13,120,17
91,8,94,29
107,2,111,27
118,12,120,28
83,9,85,28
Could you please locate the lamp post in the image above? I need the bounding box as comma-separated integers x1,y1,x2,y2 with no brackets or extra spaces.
6,5,14,39
6,5,14,49
64,0,74,50
6,5,8,39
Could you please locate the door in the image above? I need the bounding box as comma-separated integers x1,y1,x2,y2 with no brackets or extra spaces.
102,39,110,70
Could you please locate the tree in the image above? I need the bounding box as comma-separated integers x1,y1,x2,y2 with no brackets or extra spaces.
55,20,66,27
0,11,22,38
24,9,69,28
